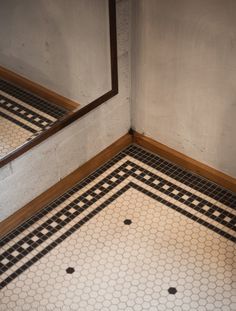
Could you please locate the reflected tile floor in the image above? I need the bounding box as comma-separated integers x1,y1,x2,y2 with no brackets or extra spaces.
0,78,69,159
0,145,235,311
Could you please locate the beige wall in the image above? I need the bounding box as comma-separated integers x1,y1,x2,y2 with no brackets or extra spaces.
131,0,236,177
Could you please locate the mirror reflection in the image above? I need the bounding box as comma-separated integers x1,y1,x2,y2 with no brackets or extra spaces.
0,0,113,161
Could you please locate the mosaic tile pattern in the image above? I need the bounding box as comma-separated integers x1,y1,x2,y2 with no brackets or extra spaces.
0,145,235,310
0,117,31,157
0,78,69,159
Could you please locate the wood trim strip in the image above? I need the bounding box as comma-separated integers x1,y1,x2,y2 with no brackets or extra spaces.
133,131,236,193
0,65,79,111
0,133,132,238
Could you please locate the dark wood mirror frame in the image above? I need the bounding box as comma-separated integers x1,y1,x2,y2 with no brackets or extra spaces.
0,0,118,168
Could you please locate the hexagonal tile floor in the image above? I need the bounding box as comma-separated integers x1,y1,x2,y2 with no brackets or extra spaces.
0,145,235,310
0,78,69,159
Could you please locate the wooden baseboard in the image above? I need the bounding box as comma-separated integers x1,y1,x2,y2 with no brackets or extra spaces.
0,65,79,111
133,132,236,193
1,130,234,237
0,133,132,238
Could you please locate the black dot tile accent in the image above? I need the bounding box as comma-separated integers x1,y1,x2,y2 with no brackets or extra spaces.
66,267,75,274
168,287,177,295
124,219,132,225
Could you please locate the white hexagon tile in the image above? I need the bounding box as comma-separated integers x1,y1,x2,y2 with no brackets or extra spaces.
0,145,235,310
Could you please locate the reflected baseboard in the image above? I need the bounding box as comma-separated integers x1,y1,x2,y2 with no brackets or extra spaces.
0,65,79,111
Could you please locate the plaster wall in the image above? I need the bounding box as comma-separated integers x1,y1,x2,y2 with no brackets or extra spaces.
0,0,111,106
131,0,236,177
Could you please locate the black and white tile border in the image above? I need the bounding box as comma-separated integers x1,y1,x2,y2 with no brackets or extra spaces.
0,79,67,119
0,78,69,158
0,145,235,289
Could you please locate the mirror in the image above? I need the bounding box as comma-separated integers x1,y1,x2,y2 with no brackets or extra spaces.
0,0,117,166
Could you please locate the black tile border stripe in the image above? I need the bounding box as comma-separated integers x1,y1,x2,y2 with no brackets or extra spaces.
0,95,52,130
0,111,37,134
0,94,54,125
0,78,68,118
126,145,236,208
